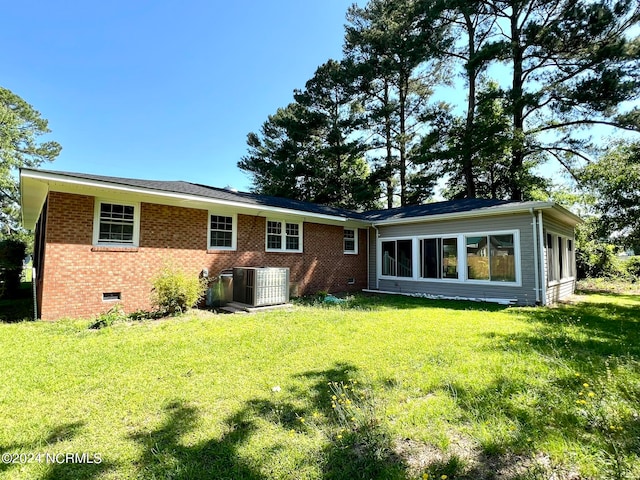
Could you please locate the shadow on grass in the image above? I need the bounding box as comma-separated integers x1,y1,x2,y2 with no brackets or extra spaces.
0,421,114,480
130,400,264,479
129,363,408,479
433,294,640,477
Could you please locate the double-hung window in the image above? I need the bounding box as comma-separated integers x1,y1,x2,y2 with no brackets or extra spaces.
94,200,140,246
344,228,357,254
209,214,236,250
266,219,302,252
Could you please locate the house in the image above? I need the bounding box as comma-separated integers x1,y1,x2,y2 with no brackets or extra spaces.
20,169,581,320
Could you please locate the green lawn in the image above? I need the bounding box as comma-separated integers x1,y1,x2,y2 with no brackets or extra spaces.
0,293,638,479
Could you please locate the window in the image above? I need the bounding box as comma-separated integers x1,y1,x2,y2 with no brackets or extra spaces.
266,219,302,252
420,237,458,279
267,221,282,249
381,239,412,277
94,200,140,246
466,234,515,282
209,214,236,250
546,232,575,282
344,228,357,254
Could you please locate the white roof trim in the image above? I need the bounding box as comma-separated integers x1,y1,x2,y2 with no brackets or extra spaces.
370,202,581,226
21,169,357,224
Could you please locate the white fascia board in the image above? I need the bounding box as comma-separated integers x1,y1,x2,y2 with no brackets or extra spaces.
20,170,364,224
371,202,556,226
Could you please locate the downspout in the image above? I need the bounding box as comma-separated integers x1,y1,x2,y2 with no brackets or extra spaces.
530,208,541,305
366,227,370,290
372,225,380,289
537,211,547,306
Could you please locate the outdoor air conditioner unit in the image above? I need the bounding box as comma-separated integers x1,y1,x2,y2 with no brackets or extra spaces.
232,267,290,307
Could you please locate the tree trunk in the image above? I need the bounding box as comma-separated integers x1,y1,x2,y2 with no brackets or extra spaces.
463,11,477,199
510,7,524,202
384,79,395,209
399,69,408,207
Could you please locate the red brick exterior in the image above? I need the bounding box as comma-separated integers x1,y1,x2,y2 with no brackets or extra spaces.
38,191,368,320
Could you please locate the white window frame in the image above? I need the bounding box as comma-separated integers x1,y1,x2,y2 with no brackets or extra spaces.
379,236,415,279
343,228,358,254
265,219,303,253
546,231,575,284
463,230,521,286
377,229,521,287
207,212,237,251
93,199,140,247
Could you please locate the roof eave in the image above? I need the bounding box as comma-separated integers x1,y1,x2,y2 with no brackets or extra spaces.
19,169,367,225
370,201,582,226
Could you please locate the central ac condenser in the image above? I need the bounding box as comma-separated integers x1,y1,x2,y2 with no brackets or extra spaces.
232,267,290,307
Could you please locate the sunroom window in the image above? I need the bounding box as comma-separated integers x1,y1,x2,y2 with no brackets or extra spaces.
466,234,515,282
381,239,412,277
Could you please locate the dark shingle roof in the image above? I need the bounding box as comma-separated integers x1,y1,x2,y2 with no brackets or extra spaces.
361,198,511,221
29,169,548,223
34,169,367,219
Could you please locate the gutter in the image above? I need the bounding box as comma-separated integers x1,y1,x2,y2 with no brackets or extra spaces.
372,225,380,289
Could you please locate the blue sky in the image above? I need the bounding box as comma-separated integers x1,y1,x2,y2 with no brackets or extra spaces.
3,1,362,191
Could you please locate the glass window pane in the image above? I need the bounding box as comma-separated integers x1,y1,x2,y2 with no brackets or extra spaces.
489,234,515,282
443,238,458,279
467,236,489,280
397,240,412,277
99,203,135,244
382,241,396,276
286,236,299,250
285,223,299,236
344,229,356,252
267,221,281,235
558,237,564,279
421,238,440,279
268,234,282,250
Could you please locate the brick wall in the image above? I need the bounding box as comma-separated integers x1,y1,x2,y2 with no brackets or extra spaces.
38,191,367,320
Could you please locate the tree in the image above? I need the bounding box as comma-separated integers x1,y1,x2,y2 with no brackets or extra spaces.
294,60,379,209
482,0,640,200
580,140,640,251
238,62,379,211
345,0,447,207
0,87,61,234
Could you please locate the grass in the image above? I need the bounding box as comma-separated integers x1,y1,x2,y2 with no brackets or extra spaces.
0,292,638,479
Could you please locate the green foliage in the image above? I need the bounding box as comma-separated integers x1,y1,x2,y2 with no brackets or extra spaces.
623,257,640,280
575,220,626,279
242,0,639,206
88,304,128,330
151,265,207,316
0,238,26,298
0,87,61,233
239,60,380,211
580,141,640,251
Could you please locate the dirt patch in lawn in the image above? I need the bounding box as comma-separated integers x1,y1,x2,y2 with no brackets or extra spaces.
394,434,583,479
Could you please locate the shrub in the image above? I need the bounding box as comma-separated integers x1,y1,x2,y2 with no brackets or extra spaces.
88,304,127,329
624,256,640,280
0,239,27,298
151,265,207,316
